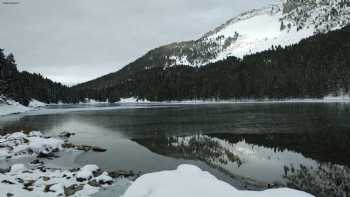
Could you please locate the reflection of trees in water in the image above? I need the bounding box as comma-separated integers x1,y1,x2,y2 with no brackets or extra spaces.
135,133,350,197
134,134,242,167
134,134,267,189
212,130,350,167
284,163,350,197
169,135,242,167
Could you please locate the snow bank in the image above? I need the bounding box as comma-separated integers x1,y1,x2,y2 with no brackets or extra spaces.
0,131,64,159
28,99,47,107
123,164,314,197
0,96,29,116
0,164,115,197
76,164,100,180
119,97,150,104
0,96,48,116
0,131,130,196
79,98,109,105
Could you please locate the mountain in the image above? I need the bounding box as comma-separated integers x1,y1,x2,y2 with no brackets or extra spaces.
0,49,84,105
74,24,350,101
77,0,350,92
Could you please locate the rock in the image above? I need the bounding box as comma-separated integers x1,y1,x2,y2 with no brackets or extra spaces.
76,177,87,182
93,169,103,177
108,170,133,178
23,180,35,191
16,178,24,183
59,132,75,138
37,152,58,159
2,180,15,184
42,176,50,181
31,159,44,165
44,184,55,192
63,143,107,152
38,166,47,172
92,146,107,152
0,168,10,174
6,193,14,197
88,180,101,187
64,184,84,196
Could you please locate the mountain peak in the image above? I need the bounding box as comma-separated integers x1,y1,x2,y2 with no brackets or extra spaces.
160,0,350,68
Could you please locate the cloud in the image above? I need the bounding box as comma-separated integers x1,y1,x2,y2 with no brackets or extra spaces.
0,0,277,85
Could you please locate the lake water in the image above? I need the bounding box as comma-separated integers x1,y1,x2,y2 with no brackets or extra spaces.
0,103,349,196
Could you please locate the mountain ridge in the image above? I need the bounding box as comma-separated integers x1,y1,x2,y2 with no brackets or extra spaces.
76,0,350,91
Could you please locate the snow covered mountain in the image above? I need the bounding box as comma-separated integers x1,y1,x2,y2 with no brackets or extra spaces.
77,0,350,91
155,0,350,68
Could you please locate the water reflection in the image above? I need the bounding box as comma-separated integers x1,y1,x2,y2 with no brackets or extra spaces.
134,134,350,197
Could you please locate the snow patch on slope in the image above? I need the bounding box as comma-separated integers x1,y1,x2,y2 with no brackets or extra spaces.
166,1,350,67
0,96,30,116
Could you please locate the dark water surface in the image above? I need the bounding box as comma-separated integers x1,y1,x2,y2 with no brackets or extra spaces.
0,103,349,196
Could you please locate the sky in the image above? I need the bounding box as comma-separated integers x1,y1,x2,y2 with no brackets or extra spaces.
0,0,276,85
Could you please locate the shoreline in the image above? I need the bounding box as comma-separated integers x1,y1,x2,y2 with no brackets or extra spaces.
2,95,350,117
0,131,134,197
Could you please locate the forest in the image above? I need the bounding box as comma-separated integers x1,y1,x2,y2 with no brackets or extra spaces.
0,49,84,105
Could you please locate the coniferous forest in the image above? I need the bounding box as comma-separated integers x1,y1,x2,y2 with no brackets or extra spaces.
1,25,350,105
0,49,84,105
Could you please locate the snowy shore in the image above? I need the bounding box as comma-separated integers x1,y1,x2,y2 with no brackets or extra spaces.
0,131,132,197
0,96,46,116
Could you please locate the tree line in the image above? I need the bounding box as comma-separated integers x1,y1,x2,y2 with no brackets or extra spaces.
0,49,85,105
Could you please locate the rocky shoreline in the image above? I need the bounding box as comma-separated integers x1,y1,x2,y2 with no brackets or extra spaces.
0,131,135,196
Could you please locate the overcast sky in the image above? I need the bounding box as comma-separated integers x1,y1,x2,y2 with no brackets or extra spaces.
0,0,276,85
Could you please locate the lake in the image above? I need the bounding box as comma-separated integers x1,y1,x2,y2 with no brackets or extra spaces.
0,102,349,196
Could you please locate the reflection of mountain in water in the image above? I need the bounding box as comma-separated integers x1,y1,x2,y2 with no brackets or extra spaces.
134,134,350,197
212,131,350,167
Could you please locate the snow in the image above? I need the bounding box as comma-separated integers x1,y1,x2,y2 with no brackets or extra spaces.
76,164,100,180
0,96,30,116
207,5,316,61
0,131,127,197
169,55,192,67
79,98,109,105
0,131,64,159
28,99,47,108
0,96,49,116
119,97,150,104
167,1,350,67
0,163,114,197
10,163,26,174
122,164,314,197
95,172,113,183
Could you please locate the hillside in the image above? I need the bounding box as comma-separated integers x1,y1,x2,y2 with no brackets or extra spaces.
0,49,83,105
77,0,350,91
74,24,350,101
